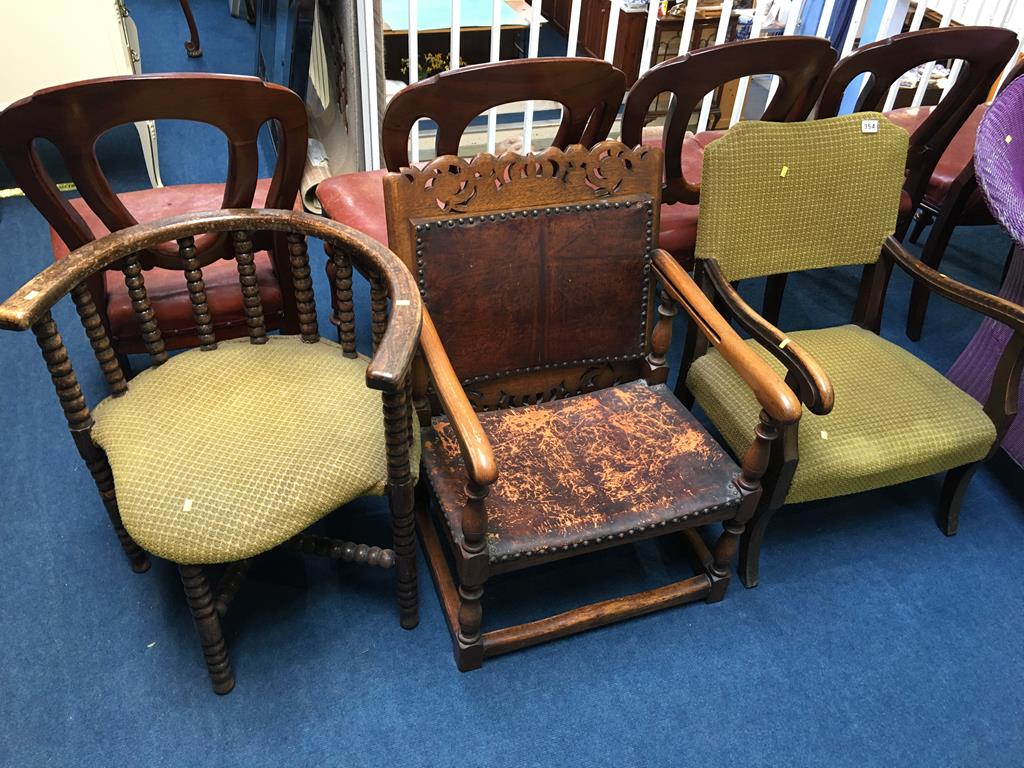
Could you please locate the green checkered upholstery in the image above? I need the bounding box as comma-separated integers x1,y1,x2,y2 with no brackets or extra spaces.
694,113,908,281
686,326,996,503
92,336,420,564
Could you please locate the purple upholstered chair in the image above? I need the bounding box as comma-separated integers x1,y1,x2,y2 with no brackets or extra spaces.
948,76,1024,467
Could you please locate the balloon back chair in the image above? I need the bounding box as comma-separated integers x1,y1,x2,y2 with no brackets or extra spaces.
0,74,308,367
317,57,628,332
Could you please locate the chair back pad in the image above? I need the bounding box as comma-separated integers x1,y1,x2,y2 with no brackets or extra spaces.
0,74,307,267
384,142,663,409
695,113,908,281
381,58,627,169
621,36,838,205
976,77,1024,247
816,27,1018,210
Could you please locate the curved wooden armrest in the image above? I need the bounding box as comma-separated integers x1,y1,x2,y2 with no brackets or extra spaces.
702,260,834,415
652,250,801,425
884,236,1024,334
420,308,498,487
0,208,422,391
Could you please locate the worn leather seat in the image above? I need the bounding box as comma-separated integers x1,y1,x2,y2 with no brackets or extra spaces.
51,179,288,351
422,379,742,565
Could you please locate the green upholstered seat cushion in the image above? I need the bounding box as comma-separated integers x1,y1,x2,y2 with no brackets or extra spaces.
694,113,909,281
686,325,995,504
91,336,419,564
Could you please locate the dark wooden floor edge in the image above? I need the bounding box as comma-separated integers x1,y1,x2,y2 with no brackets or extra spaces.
481,574,712,659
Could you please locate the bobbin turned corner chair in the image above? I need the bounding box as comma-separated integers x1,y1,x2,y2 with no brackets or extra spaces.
0,209,422,693
382,142,801,670
677,114,1023,588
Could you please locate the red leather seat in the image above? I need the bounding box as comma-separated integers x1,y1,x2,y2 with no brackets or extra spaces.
50,179,286,352
644,130,725,263
886,104,986,208
316,170,389,246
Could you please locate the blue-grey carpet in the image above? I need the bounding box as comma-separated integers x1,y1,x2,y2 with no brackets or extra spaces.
0,1,1021,765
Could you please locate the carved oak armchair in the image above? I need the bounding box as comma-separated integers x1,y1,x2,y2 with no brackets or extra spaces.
677,114,1024,588
382,142,801,670
0,209,422,693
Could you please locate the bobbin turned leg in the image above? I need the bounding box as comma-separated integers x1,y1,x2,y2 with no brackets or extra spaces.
32,309,149,573
88,452,150,573
179,564,234,694
384,387,418,629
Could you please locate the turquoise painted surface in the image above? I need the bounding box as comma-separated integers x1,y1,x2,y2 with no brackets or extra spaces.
382,0,526,32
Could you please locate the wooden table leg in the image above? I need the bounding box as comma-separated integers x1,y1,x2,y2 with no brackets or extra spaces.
180,0,203,58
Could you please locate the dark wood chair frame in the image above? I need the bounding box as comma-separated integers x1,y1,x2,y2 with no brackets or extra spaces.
621,35,838,208
676,238,1024,588
380,57,628,169
0,73,308,361
383,142,801,669
179,0,202,58
905,58,1024,341
0,208,423,694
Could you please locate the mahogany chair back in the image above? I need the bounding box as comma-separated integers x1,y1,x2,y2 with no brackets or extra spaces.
383,141,663,411
621,36,837,205
0,73,307,267
381,58,627,169
816,26,1018,217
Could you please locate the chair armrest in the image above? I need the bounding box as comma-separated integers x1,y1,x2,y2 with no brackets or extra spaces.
702,259,835,415
652,249,802,425
884,236,1024,334
0,209,423,392
420,308,498,488
0,232,123,332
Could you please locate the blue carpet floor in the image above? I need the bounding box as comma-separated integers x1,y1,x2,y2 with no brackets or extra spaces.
1,1,1022,765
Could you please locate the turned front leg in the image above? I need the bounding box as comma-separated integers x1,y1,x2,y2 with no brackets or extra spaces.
179,564,234,694
384,387,418,629
455,480,489,671
708,409,779,601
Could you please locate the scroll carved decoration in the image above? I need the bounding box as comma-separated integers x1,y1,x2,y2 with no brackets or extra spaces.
394,142,662,217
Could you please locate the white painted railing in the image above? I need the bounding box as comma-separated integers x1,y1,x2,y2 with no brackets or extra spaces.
354,0,1024,170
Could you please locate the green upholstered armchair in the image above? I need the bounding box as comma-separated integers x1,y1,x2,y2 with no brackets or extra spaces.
0,209,422,693
678,113,1024,588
